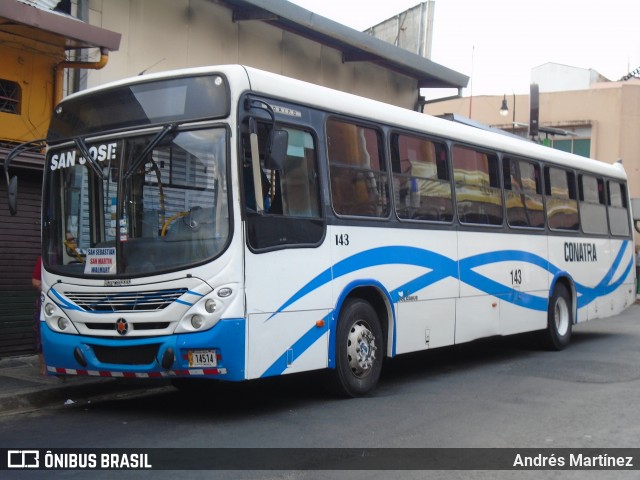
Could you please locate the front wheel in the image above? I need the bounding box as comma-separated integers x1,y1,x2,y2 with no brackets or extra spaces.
328,299,384,397
539,283,573,350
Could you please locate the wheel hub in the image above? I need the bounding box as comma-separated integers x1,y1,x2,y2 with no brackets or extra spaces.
347,322,377,377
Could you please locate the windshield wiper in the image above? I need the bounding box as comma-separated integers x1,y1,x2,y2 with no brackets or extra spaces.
124,124,177,181
74,137,105,180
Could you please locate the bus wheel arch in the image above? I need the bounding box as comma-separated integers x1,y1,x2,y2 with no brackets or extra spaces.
540,277,575,350
328,286,391,397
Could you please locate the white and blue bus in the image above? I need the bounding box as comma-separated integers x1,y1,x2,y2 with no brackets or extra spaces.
7,65,636,396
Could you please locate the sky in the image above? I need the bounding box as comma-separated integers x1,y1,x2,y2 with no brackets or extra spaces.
288,0,640,97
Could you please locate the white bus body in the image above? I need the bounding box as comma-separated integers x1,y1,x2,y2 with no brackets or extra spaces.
33,65,635,396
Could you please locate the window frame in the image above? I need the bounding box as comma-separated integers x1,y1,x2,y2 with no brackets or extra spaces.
577,173,608,236
606,179,631,237
390,131,454,224
451,143,503,227
326,116,390,219
0,79,21,115
239,104,327,252
544,165,580,232
502,156,545,230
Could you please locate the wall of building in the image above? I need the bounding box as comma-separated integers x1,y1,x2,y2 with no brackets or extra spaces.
423,84,639,161
86,0,418,108
531,63,602,93
0,33,62,142
616,84,640,204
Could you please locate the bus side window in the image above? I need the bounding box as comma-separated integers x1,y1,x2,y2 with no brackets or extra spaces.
327,118,389,218
452,145,502,226
503,158,544,229
242,120,324,250
607,180,631,236
279,128,321,218
390,133,453,222
579,174,608,235
545,166,579,231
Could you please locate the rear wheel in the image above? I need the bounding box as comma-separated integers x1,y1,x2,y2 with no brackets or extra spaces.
540,283,573,350
328,299,384,397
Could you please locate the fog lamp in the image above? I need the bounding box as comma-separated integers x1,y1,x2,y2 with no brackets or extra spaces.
191,314,204,329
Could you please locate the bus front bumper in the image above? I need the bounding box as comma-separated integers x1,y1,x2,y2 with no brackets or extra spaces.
41,318,246,381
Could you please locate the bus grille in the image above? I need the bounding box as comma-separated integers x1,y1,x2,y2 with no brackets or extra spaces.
64,289,188,312
85,322,171,331
90,344,161,365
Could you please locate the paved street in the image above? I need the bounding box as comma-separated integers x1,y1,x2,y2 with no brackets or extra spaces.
1,303,640,480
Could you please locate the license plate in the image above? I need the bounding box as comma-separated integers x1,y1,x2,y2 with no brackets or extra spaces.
188,349,217,368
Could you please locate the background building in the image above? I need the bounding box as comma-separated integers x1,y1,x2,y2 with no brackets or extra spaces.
84,0,464,109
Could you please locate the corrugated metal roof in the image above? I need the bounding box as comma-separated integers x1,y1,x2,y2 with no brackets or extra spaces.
0,0,120,51
216,0,468,90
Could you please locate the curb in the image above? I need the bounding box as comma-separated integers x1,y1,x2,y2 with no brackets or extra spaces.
0,377,171,415
0,355,171,415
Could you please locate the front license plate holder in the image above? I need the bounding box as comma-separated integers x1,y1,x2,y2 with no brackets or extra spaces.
188,349,217,368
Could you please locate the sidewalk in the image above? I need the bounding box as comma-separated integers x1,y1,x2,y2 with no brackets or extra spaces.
0,355,170,416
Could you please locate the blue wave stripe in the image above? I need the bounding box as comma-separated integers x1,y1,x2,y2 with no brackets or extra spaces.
272,241,631,317
175,299,195,307
185,290,205,298
261,313,330,377
261,241,631,378
269,246,457,319
51,288,84,312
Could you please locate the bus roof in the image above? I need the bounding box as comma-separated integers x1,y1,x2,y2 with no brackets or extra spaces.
62,64,627,181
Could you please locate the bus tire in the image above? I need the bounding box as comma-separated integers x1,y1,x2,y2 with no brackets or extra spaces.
540,283,573,351
328,298,383,397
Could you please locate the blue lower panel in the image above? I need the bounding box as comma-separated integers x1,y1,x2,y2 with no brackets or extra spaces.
41,318,246,381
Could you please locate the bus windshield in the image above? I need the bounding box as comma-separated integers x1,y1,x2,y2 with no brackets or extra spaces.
43,127,229,276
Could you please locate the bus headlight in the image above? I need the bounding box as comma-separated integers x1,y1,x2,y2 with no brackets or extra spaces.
175,288,235,334
205,299,217,313
58,318,70,331
191,314,204,329
44,302,56,316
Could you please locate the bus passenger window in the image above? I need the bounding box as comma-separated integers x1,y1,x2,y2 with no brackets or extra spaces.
280,128,320,218
503,158,544,229
391,133,452,222
327,119,389,217
579,174,608,235
241,120,325,250
544,166,579,231
452,145,502,225
607,181,630,236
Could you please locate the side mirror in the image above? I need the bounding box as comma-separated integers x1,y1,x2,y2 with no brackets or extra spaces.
265,129,288,171
7,176,17,216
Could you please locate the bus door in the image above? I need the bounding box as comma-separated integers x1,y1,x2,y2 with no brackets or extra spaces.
240,114,331,380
